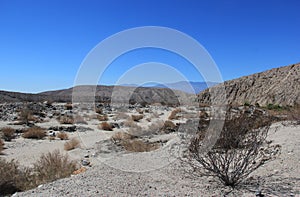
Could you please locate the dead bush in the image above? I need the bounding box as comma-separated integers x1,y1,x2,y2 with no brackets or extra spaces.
1,127,16,141
111,131,134,142
22,127,46,139
188,112,280,187
121,139,160,152
57,132,69,140
131,114,144,122
18,107,35,125
64,138,80,151
95,107,102,114
168,108,181,120
99,122,113,131
58,115,74,124
161,120,177,134
64,103,73,110
34,150,78,184
98,114,108,121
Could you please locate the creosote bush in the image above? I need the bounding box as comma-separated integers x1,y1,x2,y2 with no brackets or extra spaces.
64,138,80,151
1,127,16,141
22,127,46,139
188,111,280,188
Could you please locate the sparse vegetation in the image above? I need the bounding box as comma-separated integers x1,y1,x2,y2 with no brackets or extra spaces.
1,127,16,141
131,114,144,122
57,132,69,140
111,131,134,142
121,139,160,152
58,115,74,124
0,150,78,195
168,108,181,120
114,112,130,120
188,112,280,188
22,127,46,139
64,138,80,151
64,103,73,110
74,115,88,124
18,107,35,125
34,150,78,184
99,121,113,131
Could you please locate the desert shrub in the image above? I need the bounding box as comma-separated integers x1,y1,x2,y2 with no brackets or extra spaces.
168,108,181,120
95,107,102,114
1,127,16,141
147,120,164,135
99,122,113,131
22,127,46,139
64,103,73,110
266,103,283,111
34,150,78,184
131,114,144,122
123,119,138,127
188,112,280,188
18,107,35,125
58,115,74,124
98,114,108,121
57,132,69,140
287,104,300,124
0,139,4,154
64,138,80,151
111,131,134,142
120,139,160,152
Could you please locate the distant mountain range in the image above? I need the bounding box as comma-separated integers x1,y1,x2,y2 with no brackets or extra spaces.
121,81,218,94
1,62,299,106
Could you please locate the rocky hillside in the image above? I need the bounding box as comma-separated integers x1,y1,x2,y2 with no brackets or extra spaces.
0,85,192,105
198,63,300,106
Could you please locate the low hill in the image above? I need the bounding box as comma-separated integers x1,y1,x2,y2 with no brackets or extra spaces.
197,63,300,106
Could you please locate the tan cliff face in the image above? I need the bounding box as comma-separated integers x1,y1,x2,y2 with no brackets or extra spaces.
198,63,300,107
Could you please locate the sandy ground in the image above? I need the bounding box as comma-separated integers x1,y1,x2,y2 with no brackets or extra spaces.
0,105,299,196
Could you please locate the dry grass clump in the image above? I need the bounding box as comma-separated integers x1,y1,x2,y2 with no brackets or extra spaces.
168,108,181,120
22,127,46,139
99,121,113,131
111,131,134,142
57,132,69,140
34,150,78,184
58,115,74,124
121,139,160,152
1,127,16,141
131,114,144,122
64,138,80,151
98,114,108,121
64,103,73,110
0,139,4,154
0,151,78,195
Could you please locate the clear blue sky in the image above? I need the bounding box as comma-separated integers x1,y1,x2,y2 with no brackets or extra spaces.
0,0,299,93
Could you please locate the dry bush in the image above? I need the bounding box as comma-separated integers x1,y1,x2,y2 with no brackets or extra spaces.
121,139,160,152
18,108,35,125
57,132,69,140
287,104,300,124
34,150,78,184
168,108,181,120
136,108,144,114
161,120,177,134
98,114,108,121
95,107,102,114
58,115,74,124
111,131,134,142
131,114,144,122
99,121,113,131
147,120,164,135
1,127,16,141
188,112,280,187
22,127,46,139
0,139,4,154
64,138,80,151
64,103,73,110
123,119,138,127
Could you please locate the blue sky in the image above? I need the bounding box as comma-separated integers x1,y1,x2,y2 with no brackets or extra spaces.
0,0,299,93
